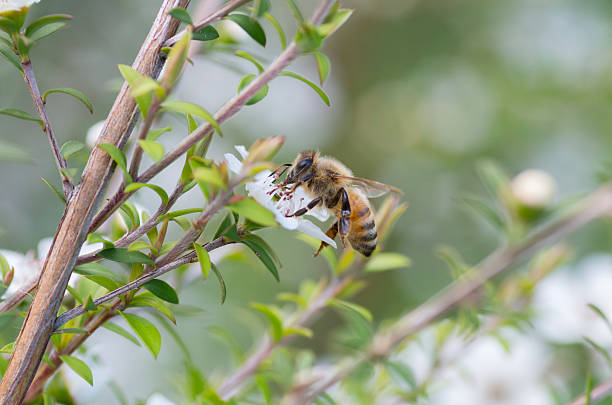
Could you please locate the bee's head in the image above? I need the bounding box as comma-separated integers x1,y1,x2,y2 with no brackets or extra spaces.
285,150,318,184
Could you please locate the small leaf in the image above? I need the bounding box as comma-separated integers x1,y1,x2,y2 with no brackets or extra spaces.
250,302,283,341
364,253,411,272
462,195,505,230
313,52,330,85
0,44,23,73
143,279,179,304
227,197,276,227
211,264,226,304
98,247,153,264
138,140,164,161
193,25,219,41
60,140,85,159
330,299,373,322
193,243,211,280
384,360,416,389
28,22,68,42
0,108,43,127
284,0,304,23
226,14,266,47
192,166,226,188
235,50,264,73
237,74,268,105
169,7,193,25
252,0,271,17
40,177,66,205
588,303,612,334
284,326,312,338
318,8,353,37
60,167,78,180
584,337,612,371
124,182,169,205
73,263,124,283
131,293,176,324
161,100,222,136
0,140,31,163
42,88,94,114
128,240,151,251
117,64,153,118
25,14,72,37
146,126,172,141
163,27,191,91
241,233,280,281
263,12,286,50
279,71,330,106
98,142,132,183
102,322,141,346
119,312,162,358
59,355,93,386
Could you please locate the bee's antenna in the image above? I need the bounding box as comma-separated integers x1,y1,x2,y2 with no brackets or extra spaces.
269,163,292,178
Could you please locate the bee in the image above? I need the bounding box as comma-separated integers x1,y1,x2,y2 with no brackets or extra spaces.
274,150,402,257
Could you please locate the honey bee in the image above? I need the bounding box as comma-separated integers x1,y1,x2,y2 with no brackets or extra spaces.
274,150,402,257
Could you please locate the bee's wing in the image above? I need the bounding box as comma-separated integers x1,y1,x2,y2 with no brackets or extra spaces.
331,175,403,198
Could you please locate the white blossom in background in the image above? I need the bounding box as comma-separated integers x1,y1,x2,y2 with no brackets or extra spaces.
86,120,105,148
0,0,40,13
510,169,556,208
533,254,612,345
0,249,39,298
145,393,177,405
224,146,336,247
430,332,552,405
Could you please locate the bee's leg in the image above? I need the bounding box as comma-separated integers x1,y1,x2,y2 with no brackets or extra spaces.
287,173,312,193
338,188,351,247
286,196,322,217
315,221,339,257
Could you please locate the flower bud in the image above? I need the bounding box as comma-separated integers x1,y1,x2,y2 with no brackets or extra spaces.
3,266,14,287
511,169,556,208
243,136,285,166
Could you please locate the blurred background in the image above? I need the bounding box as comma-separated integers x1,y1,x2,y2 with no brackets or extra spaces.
2,0,612,403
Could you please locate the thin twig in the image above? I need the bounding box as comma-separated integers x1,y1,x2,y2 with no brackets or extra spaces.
128,99,161,178
21,60,74,198
278,185,612,405
54,236,229,329
164,0,251,47
570,378,612,405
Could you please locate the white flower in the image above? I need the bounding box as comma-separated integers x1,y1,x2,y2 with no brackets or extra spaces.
430,332,552,405
510,169,556,208
0,249,39,298
85,120,105,148
224,146,336,248
145,393,177,405
0,0,40,13
532,254,612,345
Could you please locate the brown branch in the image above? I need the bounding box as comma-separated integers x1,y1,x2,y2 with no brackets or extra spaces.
0,2,189,403
278,185,612,405
54,235,229,329
164,0,251,47
21,60,74,197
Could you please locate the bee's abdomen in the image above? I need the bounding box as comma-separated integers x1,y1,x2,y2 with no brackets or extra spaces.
348,204,377,257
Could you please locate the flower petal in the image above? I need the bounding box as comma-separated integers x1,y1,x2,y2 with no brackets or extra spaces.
235,145,248,159
224,153,243,174
296,220,337,248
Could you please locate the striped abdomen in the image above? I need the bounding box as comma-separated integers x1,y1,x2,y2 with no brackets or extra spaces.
347,192,377,257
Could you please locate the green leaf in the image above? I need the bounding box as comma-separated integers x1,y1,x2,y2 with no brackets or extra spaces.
143,279,179,304
163,27,191,91
586,373,593,405
193,25,219,41
211,264,226,304
588,303,612,334
263,12,286,50
87,232,113,248
462,195,505,230
235,50,264,73
284,326,313,338
192,165,226,188
279,71,330,106
364,253,411,272
40,177,66,205
584,337,612,371
0,108,43,127
98,247,153,265
384,360,416,389
214,214,234,240
161,100,222,136
252,0,271,17
227,197,276,227
60,167,78,180
226,14,266,47
193,243,211,280
0,44,23,73
476,160,511,197
138,140,164,161
330,299,373,322
98,142,132,183
237,74,269,105
313,52,330,85
169,7,193,25
119,312,162,358
0,16,19,36
28,22,68,42
42,88,94,114
0,253,9,277
131,293,176,324
117,64,153,118
60,140,85,159
295,22,323,52
128,240,151,251
102,322,141,346
59,355,93,386
146,126,172,141
250,302,283,341
124,182,169,205
284,0,304,23
318,8,353,37
25,14,72,37
0,140,31,163
240,233,280,281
